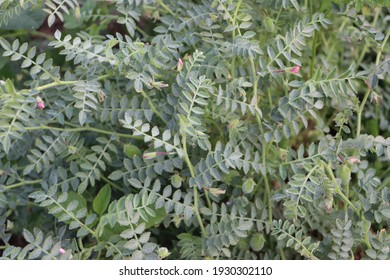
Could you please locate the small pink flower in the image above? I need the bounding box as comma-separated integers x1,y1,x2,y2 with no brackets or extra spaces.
177,58,184,72
347,157,361,164
289,65,300,74
36,96,45,110
37,101,45,109
59,248,65,255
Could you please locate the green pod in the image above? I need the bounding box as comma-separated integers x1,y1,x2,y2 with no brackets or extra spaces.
339,164,351,187
242,178,256,194
250,233,266,252
264,16,275,32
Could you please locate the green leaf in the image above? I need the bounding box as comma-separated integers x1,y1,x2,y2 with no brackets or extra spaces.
108,170,123,181
1,7,45,30
380,208,390,219
93,184,112,216
47,192,87,223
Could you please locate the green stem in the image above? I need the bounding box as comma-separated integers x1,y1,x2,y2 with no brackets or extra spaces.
23,125,142,139
310,31,318,78
204,190,212,209
182,135,207,237
345,183,349,211
279,249,286,260
355,7,381,70
363,224,372,250
2,179,42,190
156,0,175,17
250,54,273,226
356,88,370,137
140,90,167,125
100,175,123,193
375,31,390,65
35,80,79,91
230,0,243,79
356,31,389,137
248,49,273,225
249,58,259,104
324,163,359,215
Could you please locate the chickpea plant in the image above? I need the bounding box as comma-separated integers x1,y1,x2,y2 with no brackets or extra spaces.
0,0,389,260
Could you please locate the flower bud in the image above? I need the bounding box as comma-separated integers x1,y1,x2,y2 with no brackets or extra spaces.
289,65,300,74
36,96,45,110
207,188,226,196
177,58,184,72
347,157,361,164
59,248,65,254
158,247,170,259
142,152,157,159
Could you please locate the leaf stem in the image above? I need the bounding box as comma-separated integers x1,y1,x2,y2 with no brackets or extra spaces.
2,179,42,190
23,125,142,139
182,135,207,237
100,175,123,193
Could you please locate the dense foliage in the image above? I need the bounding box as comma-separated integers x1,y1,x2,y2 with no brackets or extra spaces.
0,0,389,260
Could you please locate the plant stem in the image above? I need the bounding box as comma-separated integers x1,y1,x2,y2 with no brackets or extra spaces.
249,58,259,104
249,54,273,226
363,224,372,250
356,88,370,137
157,0,175,17
182,135,207,237
230,0,243,79
3,179,42,190
356,31,389,137
355,7,381,71
35,80,80,91
324,163,359,215
100,175,123,193
140,90,167,125
24,125,142,140
310,31,318,78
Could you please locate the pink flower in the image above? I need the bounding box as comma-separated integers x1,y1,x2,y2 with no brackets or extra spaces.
347,157,361,164
177,58,184,72
36,96,45,110
289,65,300,74
59,248,65,254
37,101,45,109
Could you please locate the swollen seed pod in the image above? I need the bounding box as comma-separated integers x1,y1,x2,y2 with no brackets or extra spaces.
339,164,352,187
264,16,275,32
171,173,182,188
242,178,255,194
250,233,266,252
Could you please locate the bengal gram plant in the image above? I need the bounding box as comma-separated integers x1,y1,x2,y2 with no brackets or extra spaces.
0,0,389,260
